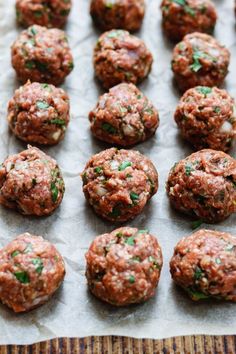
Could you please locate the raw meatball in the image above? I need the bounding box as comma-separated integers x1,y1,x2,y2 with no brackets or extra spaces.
161,0,217,42
16,0,71,28
171,32,230,92
90,0,145,32
11,25,74,85
166,149,236,223
174,86,236,152
94,29,153,89
0,146,65,216
8,81,70,145
0,233,65,312
86,227,163,306
81,148,158,222
89,83,159,146
170,229,236,301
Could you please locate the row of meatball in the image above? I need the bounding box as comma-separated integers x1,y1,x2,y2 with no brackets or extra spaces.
1,227,236,313
11,21,231,91
0,146,236,224
7,79,236,160
16,0,231,44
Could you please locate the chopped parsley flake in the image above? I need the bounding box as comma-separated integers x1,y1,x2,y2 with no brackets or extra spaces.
118,161,132,171
101,122,117,135
191,219,203,230
49,119,66,126
36,101,50,110
196,87,212,96
51,182,59,203
32,258,44,274
129,275,135,284
11,250,20,258
125,235,135,246
130,192,139,204
14,271,30,284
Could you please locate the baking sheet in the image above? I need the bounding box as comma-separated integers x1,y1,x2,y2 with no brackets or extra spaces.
0,0,236,345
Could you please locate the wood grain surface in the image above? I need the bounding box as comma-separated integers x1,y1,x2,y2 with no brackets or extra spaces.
0,336,235,354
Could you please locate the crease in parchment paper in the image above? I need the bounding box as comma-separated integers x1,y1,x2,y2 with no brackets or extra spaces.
0,0,236,345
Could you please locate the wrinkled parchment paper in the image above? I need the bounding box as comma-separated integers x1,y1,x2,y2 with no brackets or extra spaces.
0,0,236,345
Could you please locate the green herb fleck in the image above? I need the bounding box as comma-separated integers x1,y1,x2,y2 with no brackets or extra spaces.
109,206,121,218
129,275,135,284
149,256,161,269
51,182,59,203
25,60,35,70
11,250,20,258
130,192,139,204
30,26,37,36
49,119,66,126
34,10,43,18
185,163,193,176
32,178,37,186
94,167,102,174
196,86,212,96
101,122,117,135
186,288,209,300
36,101,50,110
32,258,44,274
125,236,135,246
14,271,30,284
138,230,148,234
68,61,74,70
118,161,132,171
215,257,221,264
107,30,122,39
213,106,221,114
194,266,203,280
191,219,203,230
131,256,141,263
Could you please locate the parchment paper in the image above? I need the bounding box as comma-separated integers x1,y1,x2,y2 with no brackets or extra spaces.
0,0,236,345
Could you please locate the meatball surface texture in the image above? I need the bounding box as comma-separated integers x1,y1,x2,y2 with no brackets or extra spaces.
11,25,74,85
166,149,236,223
0,146,65,216
171,32,230,92
90,0,145,32
8,81,70,145
94,29,153,89
16,0,71,28
86,227,163,306
174,86,236,151
81,148,158,222
0,233,65,312
161,0,217,42
170,229,236,301
89,83,159,146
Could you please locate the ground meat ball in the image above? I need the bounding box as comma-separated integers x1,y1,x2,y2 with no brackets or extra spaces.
11,25,74,85
166,149,236,223
94,29,153,89
86,227,163,306
0,233,65,312
81,148,158,222
16,0,71,28
90,0,145,32
161,0,217,42
174,86,236,152
170,229,236,301
171,32,230,92
8,81,70,145
89,83,159,146
0,146,65,216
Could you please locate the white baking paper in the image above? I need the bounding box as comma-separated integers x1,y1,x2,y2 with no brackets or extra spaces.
0,0,236,345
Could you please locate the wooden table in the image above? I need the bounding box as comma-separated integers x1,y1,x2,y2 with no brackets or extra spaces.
0,336,235,353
